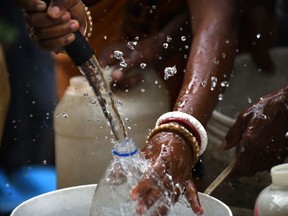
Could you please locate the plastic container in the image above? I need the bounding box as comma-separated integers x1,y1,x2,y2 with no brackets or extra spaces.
254,163,288,216
90,138,175,216
10,184,233,216
54,68,170,188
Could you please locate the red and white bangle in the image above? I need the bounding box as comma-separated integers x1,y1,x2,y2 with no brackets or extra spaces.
155,111,207,155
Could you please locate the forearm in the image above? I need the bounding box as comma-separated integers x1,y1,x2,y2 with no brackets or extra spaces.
174,0,238,126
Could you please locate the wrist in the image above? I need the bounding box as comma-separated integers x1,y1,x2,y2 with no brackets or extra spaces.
68,1,93,41
155,111,208,155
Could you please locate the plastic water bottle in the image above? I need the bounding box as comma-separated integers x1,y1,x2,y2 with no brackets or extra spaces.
254,163,288,216
90,138,173,216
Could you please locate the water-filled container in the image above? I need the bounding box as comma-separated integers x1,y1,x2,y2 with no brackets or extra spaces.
54,68,170,188
10,184,233,216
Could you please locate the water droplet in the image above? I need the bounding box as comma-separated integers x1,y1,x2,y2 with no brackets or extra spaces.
135,36,139,41
62,113,68,118
113,50,123,60
163,43,169,49
213,58,219,65
285,132,288,139
201,80,207,87
140,63,146,69
218,94,224,101
43,160,47,165
127,41,137,50
83,92,89,96
181,36,186,41
247,97,252,103
116,100,122,105
164,65,177,80
220,81,229,88
104,36,107,40
89,99,97,104
210,76,217,91
166,36,172,42
260,114,267,119
120,60,127,68
225,40,230,44
240,146,245,153
152,5,156,9
141,88,145,93
222,53,226,59
154,80,159,85
256,33,261,39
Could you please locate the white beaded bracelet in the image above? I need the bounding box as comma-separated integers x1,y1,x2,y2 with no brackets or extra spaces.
155,111,207,155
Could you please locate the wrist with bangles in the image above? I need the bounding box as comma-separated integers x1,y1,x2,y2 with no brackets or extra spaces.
146,111,208,166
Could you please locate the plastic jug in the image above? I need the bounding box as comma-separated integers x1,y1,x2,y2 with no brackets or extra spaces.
54,68,170,188
254,163,288,216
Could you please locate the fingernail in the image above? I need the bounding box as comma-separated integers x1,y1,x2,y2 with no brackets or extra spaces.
36,2,46,11
69,21,79,31
48,6,60,18
66,34,75,44
61,12,71,22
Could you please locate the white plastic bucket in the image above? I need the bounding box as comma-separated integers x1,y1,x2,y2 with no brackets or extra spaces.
10,184,232,216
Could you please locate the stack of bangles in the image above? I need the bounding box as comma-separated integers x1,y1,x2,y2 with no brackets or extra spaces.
83,5,93,41
146,111,208,167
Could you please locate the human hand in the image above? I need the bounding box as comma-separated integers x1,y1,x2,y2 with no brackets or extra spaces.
221,87,288,178
130,131,203,215
13,0,86,52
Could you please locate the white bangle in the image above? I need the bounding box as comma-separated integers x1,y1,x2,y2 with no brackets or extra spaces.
156,111,207,155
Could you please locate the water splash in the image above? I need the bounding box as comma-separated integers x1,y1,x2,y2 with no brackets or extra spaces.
210,76,217,91
127,41,137,50
164,65,177,80
140,63,147,69
163,43,169,49
114,50,123,60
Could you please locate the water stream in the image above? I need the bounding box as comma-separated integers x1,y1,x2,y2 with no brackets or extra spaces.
77,55,128,142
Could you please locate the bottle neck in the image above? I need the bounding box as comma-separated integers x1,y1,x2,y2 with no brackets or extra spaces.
271,163,288,187
112,138,138,157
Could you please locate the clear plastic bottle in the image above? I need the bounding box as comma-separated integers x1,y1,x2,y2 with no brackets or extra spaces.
90,138,174,216
254,163,288,216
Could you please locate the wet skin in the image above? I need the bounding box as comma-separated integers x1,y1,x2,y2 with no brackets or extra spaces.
221,87,288,178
